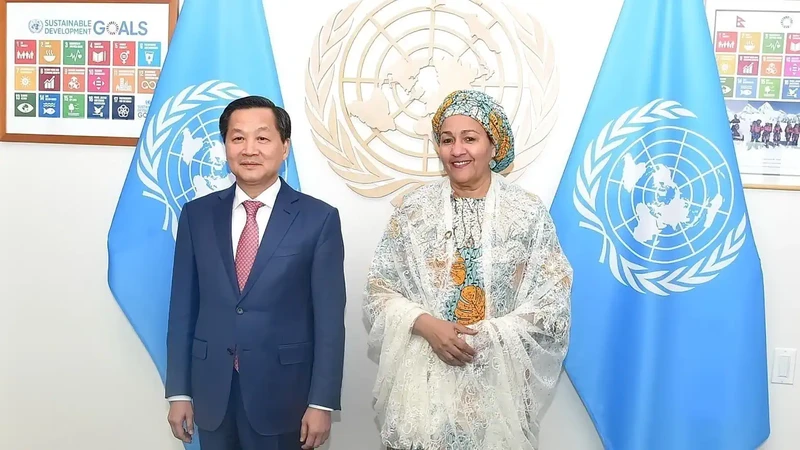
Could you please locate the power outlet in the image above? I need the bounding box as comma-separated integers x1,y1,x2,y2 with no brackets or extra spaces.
771,348,797,385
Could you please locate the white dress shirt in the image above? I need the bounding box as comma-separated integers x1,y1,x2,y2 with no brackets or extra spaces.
168,179,331,412
230,177,282,257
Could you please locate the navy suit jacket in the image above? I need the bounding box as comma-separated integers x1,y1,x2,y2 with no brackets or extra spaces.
165,179,346,435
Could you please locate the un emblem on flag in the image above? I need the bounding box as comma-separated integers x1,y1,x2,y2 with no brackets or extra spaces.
136,80,249,238
573,99,749,296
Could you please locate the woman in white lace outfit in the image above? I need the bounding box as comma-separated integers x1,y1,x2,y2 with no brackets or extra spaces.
363,89,573,450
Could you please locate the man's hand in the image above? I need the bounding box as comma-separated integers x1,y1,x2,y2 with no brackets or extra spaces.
300,407,331,449
412,313,478,366
167,401,194,443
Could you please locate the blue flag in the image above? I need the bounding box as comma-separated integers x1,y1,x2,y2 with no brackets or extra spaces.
107,1,299,447
550,0,770,448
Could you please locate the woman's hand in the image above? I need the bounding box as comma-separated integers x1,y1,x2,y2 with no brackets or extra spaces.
412,314,478,366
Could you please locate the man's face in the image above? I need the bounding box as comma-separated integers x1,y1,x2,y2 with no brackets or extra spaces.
224,107,288,189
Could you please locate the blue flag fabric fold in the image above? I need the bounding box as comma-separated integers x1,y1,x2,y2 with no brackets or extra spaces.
550,1,770,448
107,2,299,448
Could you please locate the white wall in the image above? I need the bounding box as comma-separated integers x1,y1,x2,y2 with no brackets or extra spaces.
1,0,797,449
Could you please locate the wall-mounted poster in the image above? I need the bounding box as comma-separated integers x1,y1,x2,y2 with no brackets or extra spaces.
706,0,800,190
1,0,178,146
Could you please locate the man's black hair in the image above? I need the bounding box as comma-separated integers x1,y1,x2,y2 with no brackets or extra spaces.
218,95,291,142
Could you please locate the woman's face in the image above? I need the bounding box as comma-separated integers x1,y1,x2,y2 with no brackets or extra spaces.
437,115,494,187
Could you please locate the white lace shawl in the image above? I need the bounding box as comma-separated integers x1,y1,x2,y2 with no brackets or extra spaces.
363,173,573,450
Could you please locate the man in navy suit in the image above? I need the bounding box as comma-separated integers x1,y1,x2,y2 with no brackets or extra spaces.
165,95,346,450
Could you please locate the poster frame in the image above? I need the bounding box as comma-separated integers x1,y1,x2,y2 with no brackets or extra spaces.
0,0,179,147
706,0,800,191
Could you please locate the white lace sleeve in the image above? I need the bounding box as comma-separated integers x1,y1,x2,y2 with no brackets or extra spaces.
462,201,573,447
362,208,428,364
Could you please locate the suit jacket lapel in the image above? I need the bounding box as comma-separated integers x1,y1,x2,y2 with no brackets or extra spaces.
213,185,240,298
239,179,300,300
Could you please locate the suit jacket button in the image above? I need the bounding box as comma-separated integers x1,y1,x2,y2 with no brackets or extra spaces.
236,307,244,315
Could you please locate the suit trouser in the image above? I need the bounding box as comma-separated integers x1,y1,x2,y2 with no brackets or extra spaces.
198,370,301,450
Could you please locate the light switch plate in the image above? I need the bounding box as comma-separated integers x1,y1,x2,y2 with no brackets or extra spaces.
771,348,797,385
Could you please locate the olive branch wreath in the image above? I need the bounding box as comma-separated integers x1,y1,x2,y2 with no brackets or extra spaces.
305,1,559,204
136,80,249,238
572,99,747,296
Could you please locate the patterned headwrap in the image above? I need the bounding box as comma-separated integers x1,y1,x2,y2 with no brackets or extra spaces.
431,89,515,173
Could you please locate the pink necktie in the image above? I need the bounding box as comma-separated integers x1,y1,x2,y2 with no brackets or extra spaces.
233,199,264,371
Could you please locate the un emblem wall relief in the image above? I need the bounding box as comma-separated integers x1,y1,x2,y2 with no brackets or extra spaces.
305,0,559,204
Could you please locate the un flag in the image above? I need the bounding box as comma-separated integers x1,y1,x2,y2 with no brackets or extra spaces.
107,1,299,448
550,0,770,449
